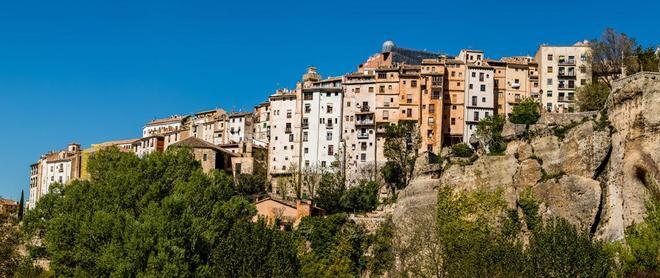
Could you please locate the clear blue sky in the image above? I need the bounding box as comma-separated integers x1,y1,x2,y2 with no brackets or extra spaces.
0,0,658,200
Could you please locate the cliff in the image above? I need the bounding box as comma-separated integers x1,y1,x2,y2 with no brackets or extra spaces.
392,72,660,241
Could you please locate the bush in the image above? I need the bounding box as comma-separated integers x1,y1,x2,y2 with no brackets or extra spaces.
509,98,540,125
451,143,474,158
340,180,379,213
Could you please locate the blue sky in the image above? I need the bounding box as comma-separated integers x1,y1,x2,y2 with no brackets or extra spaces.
0,0,658,200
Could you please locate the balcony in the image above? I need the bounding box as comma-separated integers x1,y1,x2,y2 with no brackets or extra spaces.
558,59,576,65
432,81,443,87
558,96,575,102
511,82,520,89
326,123,334,129
558,72,576,78
302,123,309,129
360,105,371,113
357,132,369,139
558,84,576,90
355,118,374,126
285,128,292,134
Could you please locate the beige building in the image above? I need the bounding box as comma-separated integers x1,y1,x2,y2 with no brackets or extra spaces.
534,42,591,112
0,198,18,216
169,137,236,174
442,58,466,146
343,71,378,184
254,197,324,228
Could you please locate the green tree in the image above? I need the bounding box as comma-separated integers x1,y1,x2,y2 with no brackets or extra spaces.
509,98,540,126
235,173,268,197
367,217,395,276
618,193,660,276
382,121,421,193
451,143,474,158
526,218,614,277
18,190,24,220
627,46,660,74
22,147,298,277
476,115,507,155
576,81,610,111
339,180,379,213
314,173,346,214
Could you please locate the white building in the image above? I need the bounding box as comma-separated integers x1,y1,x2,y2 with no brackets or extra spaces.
143,115,188,138
132,136,164,158
459,50,495,143
534,42,591,113
301,73,343,170
226,112,253,144
190,109,227,145
29,143,82,208
267,88,300,178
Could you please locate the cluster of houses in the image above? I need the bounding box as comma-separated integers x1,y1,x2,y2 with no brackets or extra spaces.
27,40,597,224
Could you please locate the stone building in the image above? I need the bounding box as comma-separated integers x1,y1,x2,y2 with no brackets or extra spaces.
169,137,236,174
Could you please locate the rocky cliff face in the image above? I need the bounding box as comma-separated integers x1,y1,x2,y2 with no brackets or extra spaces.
392,72,660,241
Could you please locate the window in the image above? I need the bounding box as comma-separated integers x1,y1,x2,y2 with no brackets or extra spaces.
368,87,374,93
477,54,482,60
429,104,435,113
474,111,480,121
580,54,587,61
451,118,456,125
480,84,486,92
326,132,332,140
547,90,553,97
427,129,433,138
303,131,308,142
411,80,417,87
469,84,473,89
547,54,553,61
452,105,457,110
383,110,389,120
289,134,294,142
379,85,385,93
321,161,326,167
347,101,351,107
485,112,489,117
482,97,486,102
360,153,366,161
472,96,477,106
547,66,553,73
472,72,476,78
378,73,387,79
355,88,360,94
451,71,456,77
479,72,484,81
304,104,311,113
406,109,412,117
547,79,553,85
286,110,292,118
203,154,208,161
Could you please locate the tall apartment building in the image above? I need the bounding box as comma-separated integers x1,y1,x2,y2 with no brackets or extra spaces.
442,58,466,145
28,143,82,209
458,50,495,143
301,70,343,170
534,42,591,112
253,102,270,146
343,71,378,184
267,87,300,192
420,58,445,153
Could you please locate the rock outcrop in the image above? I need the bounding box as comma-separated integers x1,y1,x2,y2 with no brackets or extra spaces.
392,72,660,241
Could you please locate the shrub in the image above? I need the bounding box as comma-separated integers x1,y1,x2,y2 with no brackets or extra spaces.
509,98,540,125
451,143,474,157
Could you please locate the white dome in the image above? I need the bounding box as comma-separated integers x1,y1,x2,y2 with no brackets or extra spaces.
382,40,395,53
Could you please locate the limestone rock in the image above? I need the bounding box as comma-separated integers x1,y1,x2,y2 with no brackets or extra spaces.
502,122,526,140
598,73,660,241
530,135,562,174
514,159,542,190
559,121,611,177
533,175,601,230
392,175,439,225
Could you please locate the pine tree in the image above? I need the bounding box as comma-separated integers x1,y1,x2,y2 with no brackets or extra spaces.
17,190,24,220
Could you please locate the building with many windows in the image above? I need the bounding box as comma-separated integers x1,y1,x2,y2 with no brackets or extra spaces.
28,143,82,209
459,50,495,143
535,42,591,113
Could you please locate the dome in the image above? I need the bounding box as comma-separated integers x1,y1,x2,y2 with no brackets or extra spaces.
382,40,395,53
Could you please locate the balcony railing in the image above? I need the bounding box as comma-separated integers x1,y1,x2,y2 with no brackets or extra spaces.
357,133,369,139
558,59,576,65
432,81,443,87
302,123,309,129
558,72,576,77
356,119,374,126
558,96,575,102
360,106,371,112
285,128,292,134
